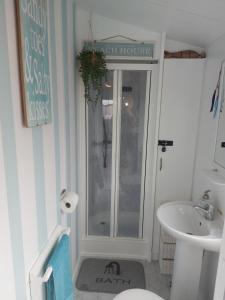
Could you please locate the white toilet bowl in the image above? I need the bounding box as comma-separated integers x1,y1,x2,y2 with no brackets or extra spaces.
113,289,164,300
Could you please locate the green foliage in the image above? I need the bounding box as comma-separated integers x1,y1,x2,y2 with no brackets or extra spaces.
77,49,107,103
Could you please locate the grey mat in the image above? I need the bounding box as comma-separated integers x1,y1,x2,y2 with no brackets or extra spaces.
76,258,146,294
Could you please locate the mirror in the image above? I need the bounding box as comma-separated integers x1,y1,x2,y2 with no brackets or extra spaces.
214,62,225,168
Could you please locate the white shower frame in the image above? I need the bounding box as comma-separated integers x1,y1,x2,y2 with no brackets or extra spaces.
79,63,159,261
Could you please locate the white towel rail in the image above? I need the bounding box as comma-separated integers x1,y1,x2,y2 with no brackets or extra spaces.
40,228,71,283
29,226,71,300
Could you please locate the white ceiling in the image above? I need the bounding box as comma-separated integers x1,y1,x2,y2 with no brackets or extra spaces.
76,0,225,47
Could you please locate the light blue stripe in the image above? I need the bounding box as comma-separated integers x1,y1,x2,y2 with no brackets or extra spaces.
32,127,48,249
62,0,72,227
73,0,78,192
62,0,71,188
49,0,61,223
73,0,80,262
71,0,77,198
0,2,26,299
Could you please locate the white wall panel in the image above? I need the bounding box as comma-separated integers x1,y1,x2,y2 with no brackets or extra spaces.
67,0,78,266
193,32,225,300
43,123,58,235
55,0,67,198
153,59,205,258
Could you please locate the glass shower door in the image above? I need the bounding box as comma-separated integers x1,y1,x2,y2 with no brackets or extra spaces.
87,68,151,239
87,71,114,236
116,70,150,238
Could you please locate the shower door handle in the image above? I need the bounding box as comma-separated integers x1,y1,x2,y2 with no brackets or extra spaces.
159,157,163,171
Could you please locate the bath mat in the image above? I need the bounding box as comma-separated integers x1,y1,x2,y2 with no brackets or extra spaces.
76,258,146,294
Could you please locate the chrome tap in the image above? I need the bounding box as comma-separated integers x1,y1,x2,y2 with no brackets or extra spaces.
194,204,215,220
194,190,215,221
194,190,215,220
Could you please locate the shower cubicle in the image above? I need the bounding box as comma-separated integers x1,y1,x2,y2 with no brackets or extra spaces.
81,63,158,259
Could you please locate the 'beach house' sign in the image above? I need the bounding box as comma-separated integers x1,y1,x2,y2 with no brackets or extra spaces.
16,0,51,127
84,42,154,58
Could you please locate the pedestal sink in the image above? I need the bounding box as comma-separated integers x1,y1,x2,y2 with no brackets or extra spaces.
157,201,223,300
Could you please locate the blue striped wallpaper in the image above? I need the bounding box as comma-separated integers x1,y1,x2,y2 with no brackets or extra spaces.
62,0,71,191
32,127,48,250
61,0,72,228
0,0,78,299
49,0,62,224
0,1,26,298
73,0,80,262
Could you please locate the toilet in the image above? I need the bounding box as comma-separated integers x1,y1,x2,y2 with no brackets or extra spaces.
114,289,164,300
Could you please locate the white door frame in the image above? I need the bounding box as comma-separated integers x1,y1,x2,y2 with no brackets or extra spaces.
78,63,159,261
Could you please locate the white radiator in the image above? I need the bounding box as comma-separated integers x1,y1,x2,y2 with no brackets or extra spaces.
29,225,70,300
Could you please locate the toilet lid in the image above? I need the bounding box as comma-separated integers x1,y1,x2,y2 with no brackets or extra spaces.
114,289,164,300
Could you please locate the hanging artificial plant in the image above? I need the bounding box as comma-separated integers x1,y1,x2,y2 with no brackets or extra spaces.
77,49,107,103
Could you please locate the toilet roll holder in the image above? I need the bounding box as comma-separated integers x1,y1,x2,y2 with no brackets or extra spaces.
61,189,67,200
61,189,72,209
60,189,79,214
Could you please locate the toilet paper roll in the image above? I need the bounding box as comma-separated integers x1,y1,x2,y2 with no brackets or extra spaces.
60,192,78,214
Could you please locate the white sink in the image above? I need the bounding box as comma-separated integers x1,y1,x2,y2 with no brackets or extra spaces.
157,201,223,300
157,201,223,252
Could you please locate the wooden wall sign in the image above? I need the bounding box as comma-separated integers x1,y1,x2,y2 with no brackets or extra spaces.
16,0,52,127
84,42,154,59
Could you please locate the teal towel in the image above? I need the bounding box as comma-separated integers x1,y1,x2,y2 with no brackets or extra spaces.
46,234,74,300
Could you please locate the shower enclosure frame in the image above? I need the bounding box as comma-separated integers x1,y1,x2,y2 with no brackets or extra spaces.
79,63,159,261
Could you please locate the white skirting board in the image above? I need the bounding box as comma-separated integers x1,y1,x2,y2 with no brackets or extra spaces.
80,237,150,262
